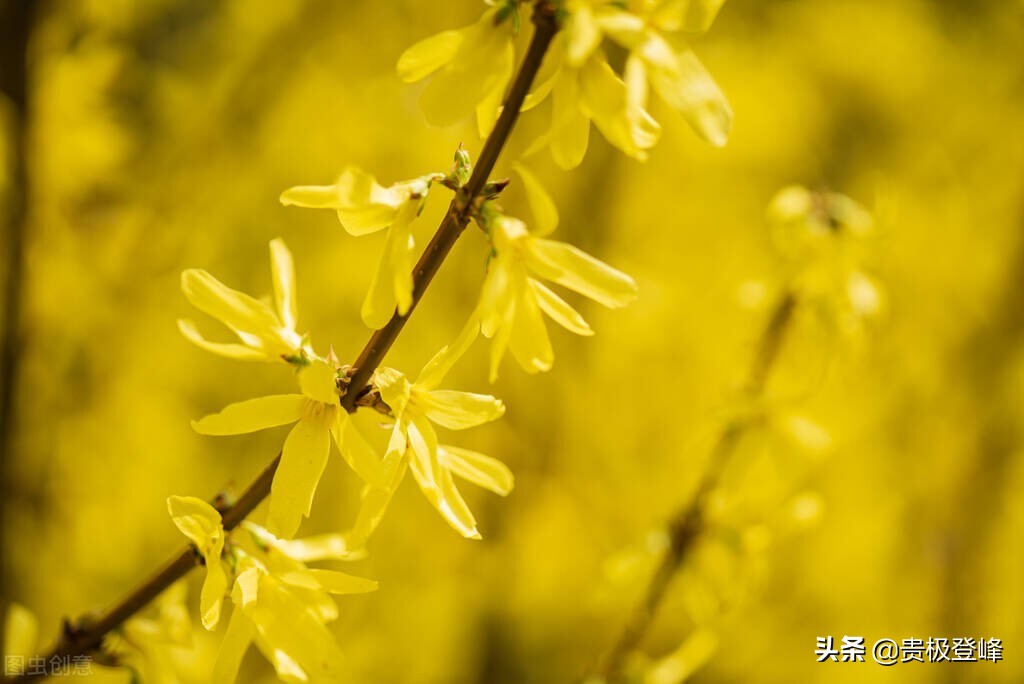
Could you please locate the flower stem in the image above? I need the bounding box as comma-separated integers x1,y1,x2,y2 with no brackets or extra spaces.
6,4,559,681
595,290,797,682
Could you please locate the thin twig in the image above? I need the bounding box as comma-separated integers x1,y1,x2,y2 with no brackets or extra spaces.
595,291,797,681
7,4,559,680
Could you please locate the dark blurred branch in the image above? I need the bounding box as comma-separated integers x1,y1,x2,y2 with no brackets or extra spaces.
0,0,35,611
5,3,559,680
595,291,797,681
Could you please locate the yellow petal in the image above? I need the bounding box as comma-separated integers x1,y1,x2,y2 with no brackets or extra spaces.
361,200,417,328
335,166,404,236
418,389,505,430
177,319,267,361
642,36,731,147
411,456,481,539
269,239,298,331
525,237,639,308
521,34,565,111
166,495,223,550
191,395,305,435
529,279,594,336
406,415,440,490
508,280,554,374
439,445,514,496
566,2,602,66
416,319,480,390
268,418,332,538
396,29,464,82
298,361,338,405
550,72,591,170
200,557,228,630
180,269,285,348
419,12,514,127
330,410,384,485
276,534,364,562
580,54,660,159
475,39,515,138
306,569,378,595
653,0,727,33
513,163,559,236
210,608,255,684
594,8,647,47
279,184,342,209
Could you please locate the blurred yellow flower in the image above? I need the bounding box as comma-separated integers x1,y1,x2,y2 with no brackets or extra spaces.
767,185,882,330
178,239,309,364
280,166,442,329
164,499,376,683
474,180,639,379
346,335,510,545
102,582,195,684
190,360,381,539
396,6,516,136
523,0,730,167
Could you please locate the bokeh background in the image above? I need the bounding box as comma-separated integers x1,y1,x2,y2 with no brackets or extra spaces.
2,1,1023,682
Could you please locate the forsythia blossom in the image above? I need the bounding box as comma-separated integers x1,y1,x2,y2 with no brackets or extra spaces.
167,497,376,683
473,166,639,380
767,185,882,331
280,167,443,329
396,6,516,136
347,333,512,546
179,239,310,364
190,360,381,539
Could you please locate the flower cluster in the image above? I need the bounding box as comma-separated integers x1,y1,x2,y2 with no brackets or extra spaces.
167,496,376,682
400,0,733,167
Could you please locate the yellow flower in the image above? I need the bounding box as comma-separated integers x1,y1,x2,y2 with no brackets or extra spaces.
346,333,510,546
397,6,516,136
178,239,310,364
472,171,639,379
167,496,229,630
280,166,440,329
102,582,195,684
190,360,382,539
766,185,882,328
524,0,730,167
165,499,376,684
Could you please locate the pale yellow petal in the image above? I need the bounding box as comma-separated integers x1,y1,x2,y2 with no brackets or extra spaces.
642,36,731,147
276,533,364,562
334,166,404,235
210,608,255,684
513,163,558,236
200,558,228,630
529,279,594,336
396,29,464,82
268,239,297,331
653,0,727,33
166,495,223,549
330,410,384,485
279,184,342,209
420,13,514,127
268,418,331,538
580,54,660,159
566,2,602,67
406,415,440,490
508,275,554,374
550,72,590,170
439,445,514,496
416,318,480,390
177,319,267,361
298,360,338,404
526,237,639,308
191,395,305,435
306,569,379,595
180,269,284,346
418,389,505,430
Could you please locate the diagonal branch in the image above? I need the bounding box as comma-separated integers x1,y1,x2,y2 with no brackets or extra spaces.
595,291,797,681
7,4,559,681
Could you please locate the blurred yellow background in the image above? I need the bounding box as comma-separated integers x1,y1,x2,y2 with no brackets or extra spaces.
2,1,1023,682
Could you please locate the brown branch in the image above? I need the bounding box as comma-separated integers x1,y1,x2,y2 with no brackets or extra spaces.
6,4,558,680
595,290,797,681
